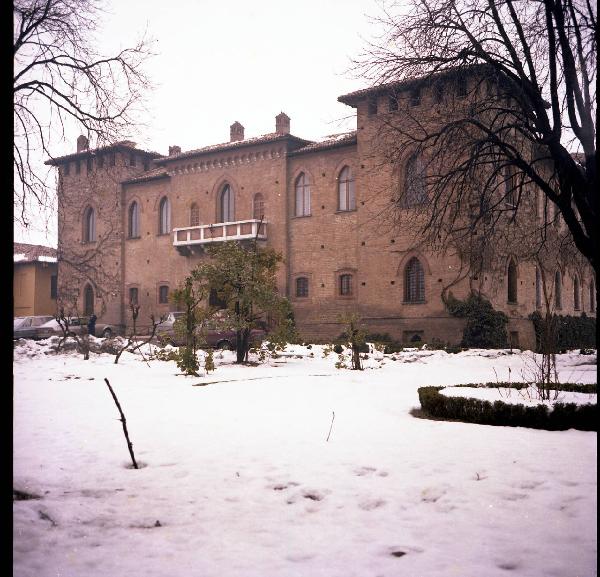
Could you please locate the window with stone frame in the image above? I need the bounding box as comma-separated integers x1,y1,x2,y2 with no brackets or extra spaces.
83,206,96,243
535,267,542,308
190,203,200,227
129,287,139,306
338,166,355,211
590,278,596,312
404,257,425,303
339,273,353,296
294,173,311,217
158,285,169,304
573,275,581,310
295,277,309,298
128,201,140,238
401,153,427,208
554,270,562,309
84,284,94,315
253,193,265,220
507,259,518,303
159,196,171,235
504,165,518,207
218,184,234,222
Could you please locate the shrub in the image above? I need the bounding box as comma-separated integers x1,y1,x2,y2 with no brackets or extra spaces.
365,333,393,343
530,311,596,351
333,343,344,354
417,384,596,431
383,342,404,354
447,293,508,348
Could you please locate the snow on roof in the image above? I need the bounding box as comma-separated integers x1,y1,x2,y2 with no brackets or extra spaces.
13,243,57,264
289,131,357,155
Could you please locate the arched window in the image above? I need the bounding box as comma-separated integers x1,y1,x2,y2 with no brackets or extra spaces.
159,197,171,235
338,166,355,211
218,184,234,222
535,267,542,308
190,203,200,227
404,257,425,303
296,277,309,298
573,276,580,310
253,193,265,220
590,279,596,312
295,173,310,217
128,201,140,238
402,154,427,207
83,206,96,243
84,284,94,316
339,274,353,296
507,259,518,303
554,270,562,309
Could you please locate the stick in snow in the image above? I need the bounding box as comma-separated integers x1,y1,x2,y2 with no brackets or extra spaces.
104,378,139,469
326,411,335,442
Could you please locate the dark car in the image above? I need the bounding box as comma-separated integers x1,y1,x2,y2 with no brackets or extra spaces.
155,312,266,349
13,316,55,339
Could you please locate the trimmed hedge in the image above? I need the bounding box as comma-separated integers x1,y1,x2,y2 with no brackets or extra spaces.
529,311,596,351
417,383,596,431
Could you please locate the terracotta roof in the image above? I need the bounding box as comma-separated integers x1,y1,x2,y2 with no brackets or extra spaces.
338,64,493,105
122,166,170,185
157,133,313,163
289,131,357,155
45,141,163,165
14,243,57,263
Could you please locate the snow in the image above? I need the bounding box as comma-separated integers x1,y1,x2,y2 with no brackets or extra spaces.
440,385,597,407
37,255,57,263
13,343,597,577
14,253,27,262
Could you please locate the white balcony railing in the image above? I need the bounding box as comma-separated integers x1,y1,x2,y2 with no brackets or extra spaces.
173,219,267,248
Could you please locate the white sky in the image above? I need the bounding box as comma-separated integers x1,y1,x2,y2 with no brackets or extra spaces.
14,0,385,247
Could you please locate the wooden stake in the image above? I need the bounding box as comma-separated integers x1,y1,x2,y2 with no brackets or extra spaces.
104,378,138,469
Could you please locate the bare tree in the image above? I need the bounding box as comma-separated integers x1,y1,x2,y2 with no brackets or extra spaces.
13,0,154,227
354,0,597,276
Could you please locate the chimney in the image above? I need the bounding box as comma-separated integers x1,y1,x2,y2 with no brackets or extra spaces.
169,145,181,156
275,112,290,135
230,121,244,142
76,135,89,152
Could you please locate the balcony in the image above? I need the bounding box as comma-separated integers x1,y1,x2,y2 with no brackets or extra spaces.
173,219,267,255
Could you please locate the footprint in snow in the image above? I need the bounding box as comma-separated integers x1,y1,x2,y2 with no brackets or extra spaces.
359,498,386,511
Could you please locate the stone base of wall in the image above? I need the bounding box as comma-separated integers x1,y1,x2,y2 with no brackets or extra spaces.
298,315,537,351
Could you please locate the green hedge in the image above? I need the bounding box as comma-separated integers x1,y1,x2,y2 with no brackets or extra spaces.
417,383,596,431
529,311,596,351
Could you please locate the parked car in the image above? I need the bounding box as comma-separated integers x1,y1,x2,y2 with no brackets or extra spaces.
35,317,121,339
155,312,266,349
13,316,55,340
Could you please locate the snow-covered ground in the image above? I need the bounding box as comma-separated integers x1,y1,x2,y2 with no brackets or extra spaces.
13,341,597,577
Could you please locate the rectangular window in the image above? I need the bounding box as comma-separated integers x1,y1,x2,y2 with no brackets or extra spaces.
76,160,81,174
388,94,398,112
50,275,58,299
159,285,169,304
130,153,136,166
409,88,421,107
367,97,378,116
87,157,93,172
98,155,104,169
143,159,150,171
110,153,116,166
433,82,444,104
457,76,468,99
339,274,353,296
129,287,139,305
64,163,70,176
